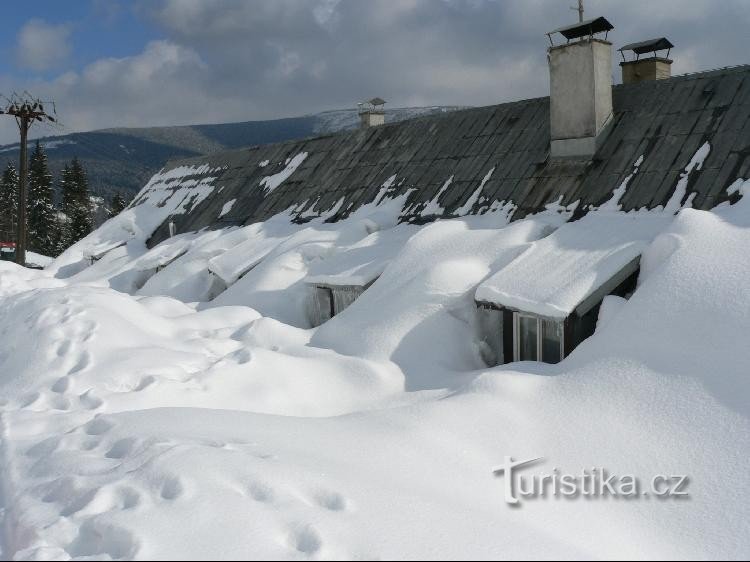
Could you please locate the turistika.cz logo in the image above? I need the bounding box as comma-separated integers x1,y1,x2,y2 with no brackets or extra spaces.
492,457,690,506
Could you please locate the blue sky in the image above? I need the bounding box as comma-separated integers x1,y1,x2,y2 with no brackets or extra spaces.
0,0,747,145
0,2,157,80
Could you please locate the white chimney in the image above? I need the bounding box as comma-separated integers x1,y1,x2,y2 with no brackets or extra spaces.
358,97,386,129
546,17,614,159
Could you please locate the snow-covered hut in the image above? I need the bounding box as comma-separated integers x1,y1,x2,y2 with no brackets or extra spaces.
474,213,670,364
306,225,418,327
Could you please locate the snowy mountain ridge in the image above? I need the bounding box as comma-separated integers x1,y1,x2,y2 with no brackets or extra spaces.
0,106,465,201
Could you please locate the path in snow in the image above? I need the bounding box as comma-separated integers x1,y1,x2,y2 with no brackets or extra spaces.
0,413,9,560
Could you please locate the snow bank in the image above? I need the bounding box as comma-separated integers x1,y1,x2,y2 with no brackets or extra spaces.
206,221,298,286
0,261,63,298
0,284,402,417
47,163,226,281
305,224,420,286
206,221,357,325
1,170,750,559
26,252,53,269
206,188,417,325
312,216,562,388
595,294,627,330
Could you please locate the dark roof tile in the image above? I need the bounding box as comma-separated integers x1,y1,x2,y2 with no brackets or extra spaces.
146,65,750,247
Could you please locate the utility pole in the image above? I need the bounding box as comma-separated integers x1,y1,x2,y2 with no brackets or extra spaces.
0,94,56,266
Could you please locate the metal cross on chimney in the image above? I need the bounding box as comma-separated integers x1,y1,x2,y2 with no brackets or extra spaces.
571,0,584,23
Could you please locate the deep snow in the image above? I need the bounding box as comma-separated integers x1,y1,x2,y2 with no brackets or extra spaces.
0,161,749,560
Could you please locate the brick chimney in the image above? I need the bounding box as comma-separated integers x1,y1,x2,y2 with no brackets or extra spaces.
619,38,674,85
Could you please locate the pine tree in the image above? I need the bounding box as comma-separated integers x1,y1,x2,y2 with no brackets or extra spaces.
58,164,73,250
27,142,58,256
109,192,128,218
52,209,71,256
0,163,19,242
62,157,93,246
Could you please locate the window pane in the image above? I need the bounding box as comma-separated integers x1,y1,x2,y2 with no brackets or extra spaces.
518,315,538,361
332,286,364,315
477,305,504,365
541,319,562,364
311,286,334,326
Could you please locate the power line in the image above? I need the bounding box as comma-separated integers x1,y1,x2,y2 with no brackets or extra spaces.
0,92,57,266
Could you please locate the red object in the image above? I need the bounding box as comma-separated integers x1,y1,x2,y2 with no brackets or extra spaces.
0,242,16,249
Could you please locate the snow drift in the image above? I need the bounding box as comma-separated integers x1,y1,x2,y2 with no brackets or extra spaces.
0,161,749,559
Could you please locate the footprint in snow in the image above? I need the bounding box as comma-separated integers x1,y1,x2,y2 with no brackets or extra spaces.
60,488,100,517
84,416,115,436
68,351,92,374
286,524,323,555
231,348,253,365
159,475,185,501
79,389,104,410
105,438,139,460
41,476,79,503
80,437,101,451
67,519,140,560
247,481,275,503
79,320,99,342
134,375,157,392
61,483,143,517
55,340,73,357
51,376,72,394
25,436,62,458
47,393,72,411
60,307,84,324
312,489,349,512
19,392,41,409
117,486,142,510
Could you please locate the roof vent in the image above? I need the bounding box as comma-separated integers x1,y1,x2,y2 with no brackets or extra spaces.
618,38,674,84
358,97,386,129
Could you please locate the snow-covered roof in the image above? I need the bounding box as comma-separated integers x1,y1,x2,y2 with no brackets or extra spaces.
132,234,196,271
475,213,672,319
25,251,53,269
83,240,127,261
141,65,750,248
306,224,419,287
207,235,286,285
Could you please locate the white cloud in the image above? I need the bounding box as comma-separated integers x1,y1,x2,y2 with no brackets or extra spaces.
81,40,206,89
313,0,342,30
0,40,216,143
1,0,748,146
16,19,73,72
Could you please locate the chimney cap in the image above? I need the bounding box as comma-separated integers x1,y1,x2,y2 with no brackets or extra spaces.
366,97,386,106
547,16,613,43
619,37,674,56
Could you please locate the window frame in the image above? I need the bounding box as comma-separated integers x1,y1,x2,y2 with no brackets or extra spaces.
513,311,564,363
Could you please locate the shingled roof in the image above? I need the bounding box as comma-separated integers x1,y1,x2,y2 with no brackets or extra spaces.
140,64,750,247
